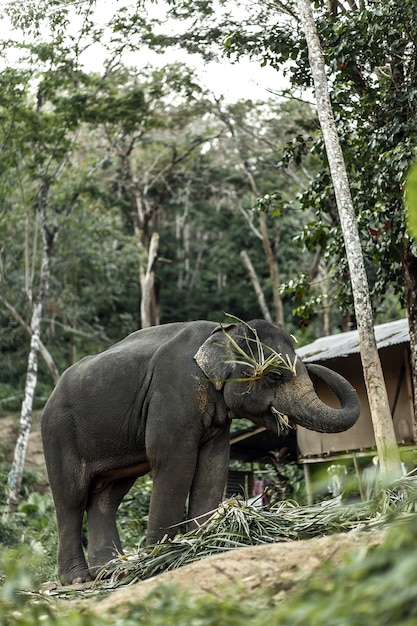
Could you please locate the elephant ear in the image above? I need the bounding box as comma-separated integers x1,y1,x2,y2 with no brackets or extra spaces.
194,324,235,390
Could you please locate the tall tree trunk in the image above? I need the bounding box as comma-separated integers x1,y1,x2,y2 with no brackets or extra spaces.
4,191,56,518
3,302,42,518
258,212,284,327
242,162,284,327
401,242,417,440
296,0,402,477
122,154,160,327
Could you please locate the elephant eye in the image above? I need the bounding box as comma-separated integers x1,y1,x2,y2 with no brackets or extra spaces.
265,370,283,382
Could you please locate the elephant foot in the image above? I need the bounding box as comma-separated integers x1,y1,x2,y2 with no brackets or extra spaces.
71,575,93,585
59,568,93,586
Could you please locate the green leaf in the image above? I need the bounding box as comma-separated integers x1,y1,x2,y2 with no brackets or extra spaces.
406,161,417,241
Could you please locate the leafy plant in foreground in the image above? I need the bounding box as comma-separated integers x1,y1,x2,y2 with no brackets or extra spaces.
275,510,417,626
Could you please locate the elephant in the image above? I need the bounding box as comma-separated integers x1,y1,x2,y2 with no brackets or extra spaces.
41,319,360,585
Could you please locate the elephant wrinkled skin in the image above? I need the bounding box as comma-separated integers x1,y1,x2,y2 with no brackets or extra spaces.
41,319,360,585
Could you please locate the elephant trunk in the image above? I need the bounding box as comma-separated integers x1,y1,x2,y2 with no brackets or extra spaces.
277,363,361,434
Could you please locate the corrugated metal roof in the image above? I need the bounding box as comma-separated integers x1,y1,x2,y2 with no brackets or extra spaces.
296,318,409,363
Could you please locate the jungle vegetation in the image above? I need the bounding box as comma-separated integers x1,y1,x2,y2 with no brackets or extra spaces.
1,0,417,623
1,0,412,415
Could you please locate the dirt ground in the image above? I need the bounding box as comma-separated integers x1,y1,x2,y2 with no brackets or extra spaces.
2,416,385,615
39,527,384,616
94,529,384,615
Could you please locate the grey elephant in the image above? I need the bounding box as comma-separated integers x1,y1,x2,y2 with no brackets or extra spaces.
41,319,360,585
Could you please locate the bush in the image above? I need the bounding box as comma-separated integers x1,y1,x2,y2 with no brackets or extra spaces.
0,491,58,586
0,462,58,585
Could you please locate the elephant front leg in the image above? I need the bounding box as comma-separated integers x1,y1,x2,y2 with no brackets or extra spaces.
146,452,198,545
188,430,231,529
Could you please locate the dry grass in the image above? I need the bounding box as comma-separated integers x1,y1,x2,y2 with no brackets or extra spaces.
94,473,417,590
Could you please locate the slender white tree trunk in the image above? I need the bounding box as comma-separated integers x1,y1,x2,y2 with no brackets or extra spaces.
3,188,55,518
0,295,59,384
3,303,42,517
296,0,402,477
2,123,110,517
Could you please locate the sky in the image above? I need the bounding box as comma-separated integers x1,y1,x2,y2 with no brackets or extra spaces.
1,0,288,102
82,0,288,101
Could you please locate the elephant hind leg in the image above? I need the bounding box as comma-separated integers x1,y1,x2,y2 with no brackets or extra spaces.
46,463,90,585
86,475,137,577
55,504,91,585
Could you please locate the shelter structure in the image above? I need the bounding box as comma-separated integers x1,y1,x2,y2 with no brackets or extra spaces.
228,318,415,502
295,317,414,463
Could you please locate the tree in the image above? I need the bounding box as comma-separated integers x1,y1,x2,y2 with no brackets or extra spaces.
295,0,401,477
0,45,116,513
159,0,417,445
211,97,284,326
284,0,417,433
89,63,219,327
0,64,62,514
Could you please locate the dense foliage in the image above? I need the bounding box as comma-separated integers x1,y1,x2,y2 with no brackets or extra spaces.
1,2,416,622
2,0,414,409
0,52,322,411
157,0,416,329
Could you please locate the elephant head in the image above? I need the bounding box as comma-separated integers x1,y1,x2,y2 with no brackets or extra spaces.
194,319,360,435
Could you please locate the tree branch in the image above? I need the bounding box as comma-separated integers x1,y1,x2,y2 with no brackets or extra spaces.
0,295,60,384
240,250,272,323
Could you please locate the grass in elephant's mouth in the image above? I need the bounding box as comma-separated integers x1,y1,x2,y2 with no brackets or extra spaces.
271,406,292,435
220,316,298,384
92,473,417,590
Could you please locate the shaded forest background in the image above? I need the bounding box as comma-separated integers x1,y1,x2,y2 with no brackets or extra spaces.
1,0,414,416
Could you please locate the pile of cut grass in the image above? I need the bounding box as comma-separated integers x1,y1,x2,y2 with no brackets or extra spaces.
97,473,417,589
